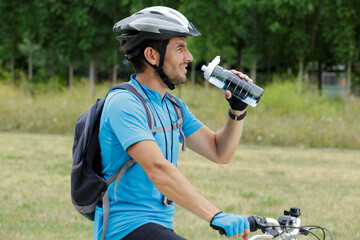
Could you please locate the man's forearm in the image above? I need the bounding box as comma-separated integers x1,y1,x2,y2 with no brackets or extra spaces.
185,107,246,164
214,108,245,163
128,140,221,223
149,160,221,222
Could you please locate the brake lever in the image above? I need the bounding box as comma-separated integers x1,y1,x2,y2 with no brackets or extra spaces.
264,228,280,238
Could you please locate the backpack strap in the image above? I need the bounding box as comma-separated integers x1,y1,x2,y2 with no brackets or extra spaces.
99,83,186,240
105,82,156,196
100,157,136,240
166,93,186,151
100,82,154,240
113,83,186,151
101,190,110,240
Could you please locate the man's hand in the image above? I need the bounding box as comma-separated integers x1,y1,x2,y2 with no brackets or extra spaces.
226,70,253,111
210,212,250,239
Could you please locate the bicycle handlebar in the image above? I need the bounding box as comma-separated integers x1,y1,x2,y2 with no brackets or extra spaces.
247,207,333,240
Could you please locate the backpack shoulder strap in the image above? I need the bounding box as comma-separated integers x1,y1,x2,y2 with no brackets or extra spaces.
166,93,186,151
99,82,154,240
103,82,155,188
166,92,184,119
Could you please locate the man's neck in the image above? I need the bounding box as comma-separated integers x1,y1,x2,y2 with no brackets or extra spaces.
136,70,168,98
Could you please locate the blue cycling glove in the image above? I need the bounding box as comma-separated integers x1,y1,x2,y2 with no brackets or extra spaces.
210,211,250,237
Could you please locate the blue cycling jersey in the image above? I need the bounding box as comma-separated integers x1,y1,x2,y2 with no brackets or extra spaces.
93,74,203,239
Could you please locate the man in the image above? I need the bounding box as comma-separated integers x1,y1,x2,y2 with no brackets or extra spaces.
94,6,251,240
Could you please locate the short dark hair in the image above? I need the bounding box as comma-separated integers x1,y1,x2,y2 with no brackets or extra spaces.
130,40,165,73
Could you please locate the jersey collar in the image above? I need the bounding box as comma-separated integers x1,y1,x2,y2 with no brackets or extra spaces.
130,73,169,102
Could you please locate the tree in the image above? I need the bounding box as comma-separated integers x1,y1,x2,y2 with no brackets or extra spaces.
35,0,67,89
236,0,274,82
59,0,115,97
270,0,321,93
321,0,360,111
19,1,48,83
96,0,132,85
0,0,25,85
179,0,241,89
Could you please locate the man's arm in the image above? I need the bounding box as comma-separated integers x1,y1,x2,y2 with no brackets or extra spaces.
127,140,220,223
185,107,245,164
127,139,249,239
186,70,251,164
128,139,250,239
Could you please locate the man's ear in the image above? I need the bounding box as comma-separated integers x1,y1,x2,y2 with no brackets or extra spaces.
143,47,158,66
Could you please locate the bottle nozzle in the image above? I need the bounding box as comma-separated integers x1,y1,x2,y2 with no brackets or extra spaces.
202,56,221,79
201,65,207,72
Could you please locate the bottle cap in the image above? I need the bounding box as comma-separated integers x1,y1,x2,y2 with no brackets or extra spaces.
201,56,221,79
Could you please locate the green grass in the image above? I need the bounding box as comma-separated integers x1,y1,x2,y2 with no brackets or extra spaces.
1,133,359,239
177,80,360,149
1,78,359,149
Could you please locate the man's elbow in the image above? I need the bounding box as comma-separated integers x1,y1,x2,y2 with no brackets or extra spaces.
146,161,172,188
213,156,233,164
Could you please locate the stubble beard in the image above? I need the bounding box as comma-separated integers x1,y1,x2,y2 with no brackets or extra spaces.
164,63,188,86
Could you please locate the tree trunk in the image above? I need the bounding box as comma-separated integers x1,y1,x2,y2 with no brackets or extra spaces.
11,42,15,86
267,61,272,82
345,59,352,116
28,40,33,82
51,48,56,90
112,50,117,85
346,59,351,96
250,13,257,83
191,61,196,94
317,62,322,96
204,43,211,91
236,42,244,72
68,61,73,90
89,52,97,98
297,54,304,95
250,58,257,83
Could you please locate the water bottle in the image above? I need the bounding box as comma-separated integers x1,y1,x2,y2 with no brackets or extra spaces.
201,56,264,107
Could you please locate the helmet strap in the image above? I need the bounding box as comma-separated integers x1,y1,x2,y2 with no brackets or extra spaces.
143,40,175,90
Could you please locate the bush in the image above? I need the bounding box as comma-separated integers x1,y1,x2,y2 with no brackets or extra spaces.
0,78,359,149
242,80,360,149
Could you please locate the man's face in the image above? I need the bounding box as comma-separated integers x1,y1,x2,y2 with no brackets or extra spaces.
162,37,193,86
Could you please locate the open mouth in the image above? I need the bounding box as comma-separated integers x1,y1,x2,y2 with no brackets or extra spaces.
181,64,188,72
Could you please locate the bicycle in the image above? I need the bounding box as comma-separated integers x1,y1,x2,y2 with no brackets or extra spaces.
247,207,333,240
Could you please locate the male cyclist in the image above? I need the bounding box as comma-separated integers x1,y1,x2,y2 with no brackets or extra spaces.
94,6,251,240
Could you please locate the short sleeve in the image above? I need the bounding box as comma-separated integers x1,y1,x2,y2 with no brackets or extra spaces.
103,90,155,151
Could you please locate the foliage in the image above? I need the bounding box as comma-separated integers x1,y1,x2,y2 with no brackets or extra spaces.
0,78,359,149
1,0,360,89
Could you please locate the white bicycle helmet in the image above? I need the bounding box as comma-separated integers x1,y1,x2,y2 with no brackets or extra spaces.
113,6,200,90
114,6,200,59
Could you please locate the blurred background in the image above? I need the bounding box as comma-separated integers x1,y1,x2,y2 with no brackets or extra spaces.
1,1,360,239
0,0,359,149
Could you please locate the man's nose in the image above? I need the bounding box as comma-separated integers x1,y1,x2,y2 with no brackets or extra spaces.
185,48,193,62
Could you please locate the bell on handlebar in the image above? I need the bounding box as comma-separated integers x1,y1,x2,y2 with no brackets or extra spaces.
284,207,301,218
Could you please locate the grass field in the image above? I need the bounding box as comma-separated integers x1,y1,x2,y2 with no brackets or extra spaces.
1,133,359,239
1,80,360,149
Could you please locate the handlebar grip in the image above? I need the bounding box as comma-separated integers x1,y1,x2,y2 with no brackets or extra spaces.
248,215,259,232
248,215,269,232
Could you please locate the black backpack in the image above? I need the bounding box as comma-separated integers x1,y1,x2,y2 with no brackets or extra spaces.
71,82,186,240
